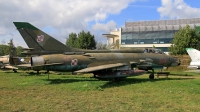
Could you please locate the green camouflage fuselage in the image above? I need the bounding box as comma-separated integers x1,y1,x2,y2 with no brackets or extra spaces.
31,53,179,72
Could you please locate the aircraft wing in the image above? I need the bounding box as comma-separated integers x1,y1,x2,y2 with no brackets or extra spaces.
4,65,18,69
75,63,126,73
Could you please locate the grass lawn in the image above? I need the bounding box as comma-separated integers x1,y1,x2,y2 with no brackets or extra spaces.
0,70,200,112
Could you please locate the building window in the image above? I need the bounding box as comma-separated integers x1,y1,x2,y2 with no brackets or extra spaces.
121,42,125,44
160,41,164,44
140,42,144,44
121,30,177,44
153,41,158,44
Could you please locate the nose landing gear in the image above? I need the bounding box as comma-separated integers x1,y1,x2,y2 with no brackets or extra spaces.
149,69,154,79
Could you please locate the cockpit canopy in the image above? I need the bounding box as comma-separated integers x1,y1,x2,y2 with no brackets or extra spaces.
144,48,163,54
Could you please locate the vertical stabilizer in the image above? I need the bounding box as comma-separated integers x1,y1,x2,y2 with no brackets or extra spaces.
13,22,73,52
186,48,200,62
186,48,200,69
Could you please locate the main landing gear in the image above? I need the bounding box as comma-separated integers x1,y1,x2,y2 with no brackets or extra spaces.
13,69,17,73
149,69,155,79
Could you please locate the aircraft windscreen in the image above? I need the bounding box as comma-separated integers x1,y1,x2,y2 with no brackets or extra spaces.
144,48,163,54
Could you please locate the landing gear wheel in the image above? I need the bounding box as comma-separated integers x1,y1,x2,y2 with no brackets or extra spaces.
13,69,17,73
149,73,154,79
45,70,49,74
37,70,40,74
72,72,77,75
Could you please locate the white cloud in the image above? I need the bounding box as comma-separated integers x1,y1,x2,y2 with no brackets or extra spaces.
157,0,200,19
0,0,137,47
92,20,117,33
91,20,117,43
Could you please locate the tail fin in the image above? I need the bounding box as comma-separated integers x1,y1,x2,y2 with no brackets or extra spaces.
186,48,200,62
13,22,73,52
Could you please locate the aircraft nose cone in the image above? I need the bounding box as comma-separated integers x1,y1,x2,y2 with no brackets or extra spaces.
170,58,181,66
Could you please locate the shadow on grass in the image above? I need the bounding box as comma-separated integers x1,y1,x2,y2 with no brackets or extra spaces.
19,71,73,76
19,72,48,76
169,73,194,76
44,75,194,89
44,77,99,84
100,77,195,89
0,70,18,73
144,71,194,77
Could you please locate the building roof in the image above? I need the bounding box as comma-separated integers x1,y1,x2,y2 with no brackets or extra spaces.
102,34,118,38
125,18,200,27
122,18,200,32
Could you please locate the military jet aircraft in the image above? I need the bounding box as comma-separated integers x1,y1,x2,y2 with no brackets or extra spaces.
186,48,200,69
0,55,18,72
0,54,31,72
13,22,180,80
12,51,179,80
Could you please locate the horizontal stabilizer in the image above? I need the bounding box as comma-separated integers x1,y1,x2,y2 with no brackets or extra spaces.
0,55,9,58
22,48,34,51
5,65,18,69
187,65,200,69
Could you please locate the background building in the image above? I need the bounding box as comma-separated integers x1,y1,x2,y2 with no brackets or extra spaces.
103,18,200,52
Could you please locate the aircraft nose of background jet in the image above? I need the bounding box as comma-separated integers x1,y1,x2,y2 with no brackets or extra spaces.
175,58,181,66
170,58,181,66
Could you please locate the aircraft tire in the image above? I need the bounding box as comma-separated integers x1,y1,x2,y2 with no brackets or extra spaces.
37,70,40,74
13,69,17,73
149,73,154,79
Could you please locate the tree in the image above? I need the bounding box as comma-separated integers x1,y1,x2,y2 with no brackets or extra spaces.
77,31,96,49
96,42,107,50
7,39,16,57
66,31,96,49
1,39,16,56
0,39,24,56
16,46,24,56
169,25,200,55
66,33,78,48
0,45,9,56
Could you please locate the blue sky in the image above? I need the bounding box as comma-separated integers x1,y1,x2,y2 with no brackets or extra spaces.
106,0,161,26
104,0,200,27
0,0,200,47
